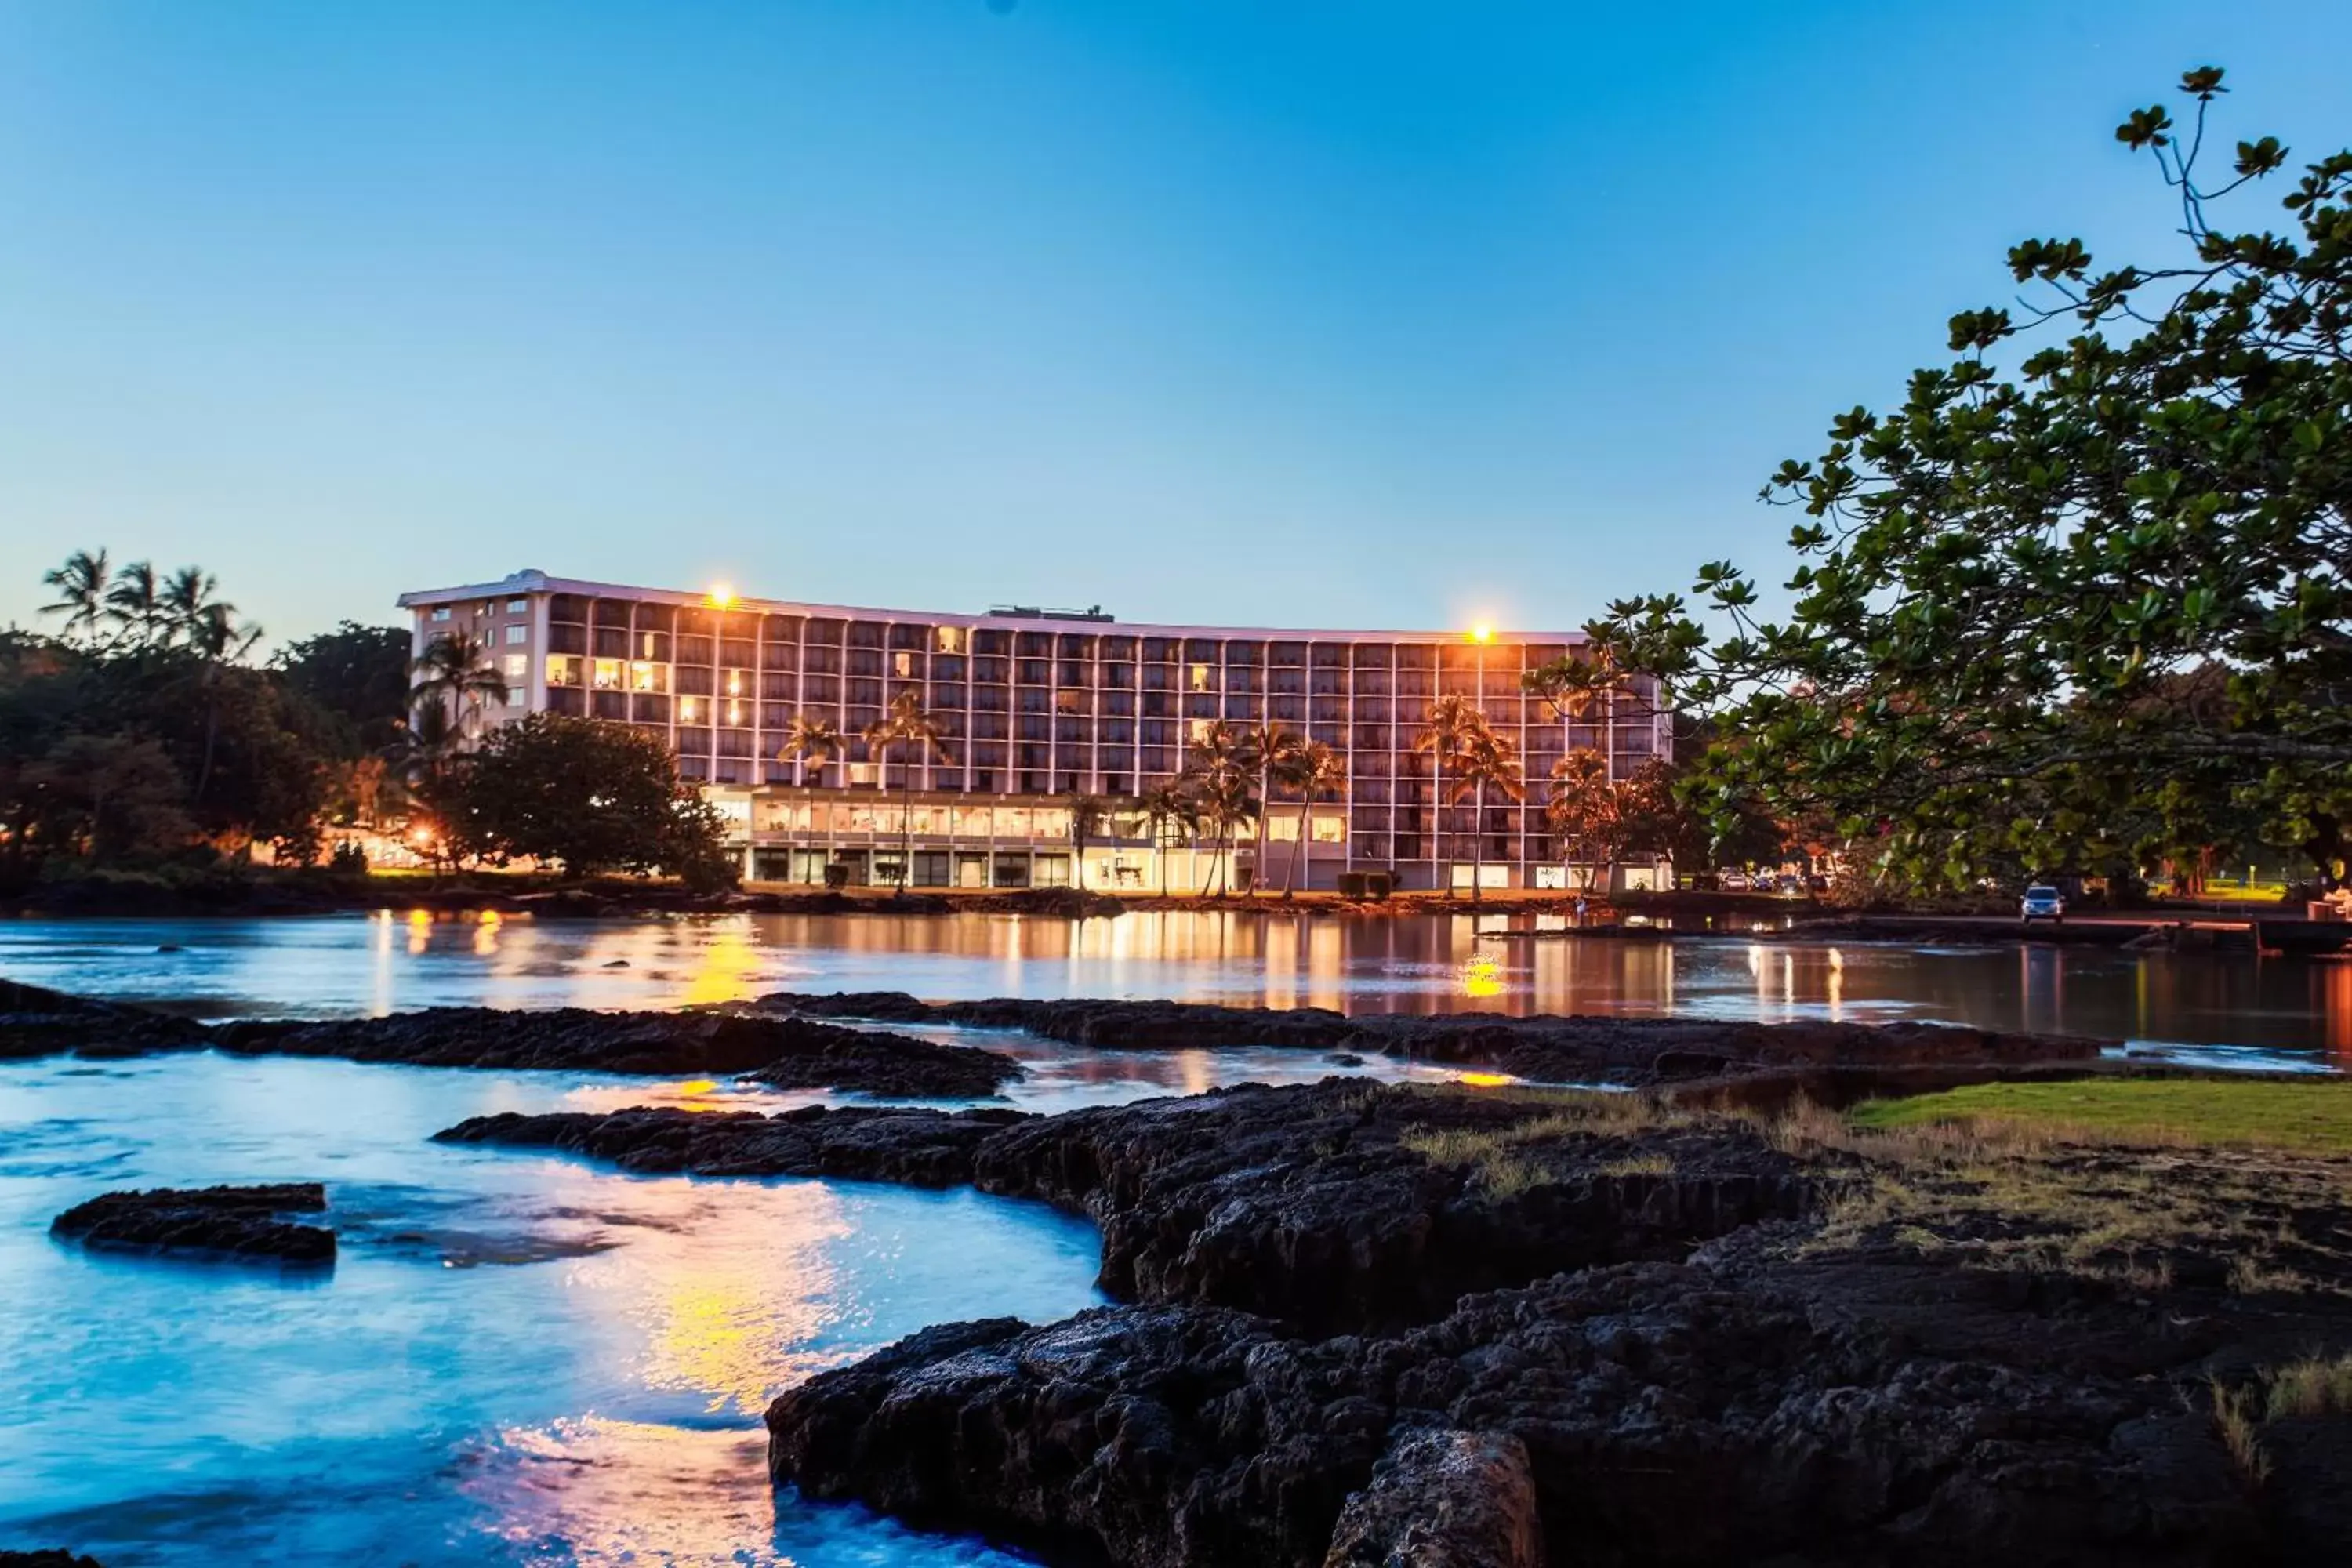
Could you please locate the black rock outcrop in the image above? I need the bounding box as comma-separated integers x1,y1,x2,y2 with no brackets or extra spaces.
757,990,2102,1085
51,1182,335,1264
0,981,1019,1096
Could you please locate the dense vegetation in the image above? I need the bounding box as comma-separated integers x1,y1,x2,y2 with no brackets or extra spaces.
0,550,406,891
1578,68,2350,896
2,552,734,895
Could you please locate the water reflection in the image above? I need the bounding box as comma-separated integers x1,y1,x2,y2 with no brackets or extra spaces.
1,911,2346,1059
0,1054,1100,1565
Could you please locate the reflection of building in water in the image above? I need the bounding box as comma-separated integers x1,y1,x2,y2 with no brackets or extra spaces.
399,569,1675,893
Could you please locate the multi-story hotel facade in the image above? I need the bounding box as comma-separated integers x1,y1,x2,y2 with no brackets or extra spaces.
397,570,1674,893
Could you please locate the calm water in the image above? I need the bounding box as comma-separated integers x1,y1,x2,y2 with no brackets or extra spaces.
4,909,2348,1564
2,909,2347,1060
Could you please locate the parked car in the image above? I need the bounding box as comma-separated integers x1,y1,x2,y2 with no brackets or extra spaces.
2020,884,2066,925
1719,870,1751,891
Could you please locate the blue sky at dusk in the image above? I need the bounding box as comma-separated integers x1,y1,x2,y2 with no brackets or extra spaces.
3,2,2347,643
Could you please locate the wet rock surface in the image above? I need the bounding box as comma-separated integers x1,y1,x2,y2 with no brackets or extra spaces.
441,1080,1815,1334
51,1182,335,1264
0,978,207,1060
0,982,1019,1096
434,1104,1027,1184
216,1006,1022,1096
734,1080,2352,1566
757,990,2102,1085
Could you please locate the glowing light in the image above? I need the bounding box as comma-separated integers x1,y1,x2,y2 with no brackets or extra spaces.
707,583,735,608
1469,624,1495,644
1456,1071,1517,1087
1461,955,1504,999
676,1078,720,1097
679,698,698,723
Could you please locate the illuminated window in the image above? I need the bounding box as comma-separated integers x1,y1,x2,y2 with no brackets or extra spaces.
546,655,581,688
502,654,527,681
1268,815,1300,842
1055,690,1083,713
630,661,666,693
726,670,744,697
727,701,744,726
592,659,621,689
1189,718,1215,744
679,697,699,722
503,624,528,644
641,633,659,659
1189,663,1213,691
848,762,877,786
935,626,964,653
430,607,452,622
894,652,913,678
1312,815,1346,844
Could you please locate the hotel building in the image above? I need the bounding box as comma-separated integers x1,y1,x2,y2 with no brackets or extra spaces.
397,570,1674,892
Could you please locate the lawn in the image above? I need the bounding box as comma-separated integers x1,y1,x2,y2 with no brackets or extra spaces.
1850,1078,2352,1156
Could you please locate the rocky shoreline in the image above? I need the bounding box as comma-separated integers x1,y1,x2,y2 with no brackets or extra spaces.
757,989,2104,1088
0,979,1022,1098
51,1182,336,1264
447,1078,2352,1565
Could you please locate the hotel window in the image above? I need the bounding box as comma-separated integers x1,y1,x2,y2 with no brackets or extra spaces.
1312,815,1346,844
506,598,528,613
592,659,622,690
546,655,582,688
503,624,528,644
935,626,964,653
724,670,746,698
848,762,878,786
502,654,527,681
1189,663,1214,692
430,607,452,622
630,661,666,693
1189,717,1216,745
893,652,914,678
726,700,746,727
678,697,699,723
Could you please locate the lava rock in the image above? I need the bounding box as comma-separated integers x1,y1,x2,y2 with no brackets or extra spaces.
1322,1429,1544,1568
213,1007,1022,1095
0,978,207,1061
756,991,2102,1085
51,1182,334,1264
434,1104,1029,1185
0,1552,107,1568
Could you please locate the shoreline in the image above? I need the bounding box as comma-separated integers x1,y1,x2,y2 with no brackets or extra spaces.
5,880,2332,953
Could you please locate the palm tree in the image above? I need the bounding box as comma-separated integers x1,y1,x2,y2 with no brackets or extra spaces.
1243,721,1304,898
1185,764,1258,896
1412,695,1484,895
862,690,949,887
408,630,510,741
1137,780,1199,898
184,599,265,803
1449,726,1526,903
1546,748,1621,895
40,550,111,642
103,561,167,648
1279,739,1348,897
1063,792,1110,888
159,566,235,648
1182,719,1255,895
779,711,845,786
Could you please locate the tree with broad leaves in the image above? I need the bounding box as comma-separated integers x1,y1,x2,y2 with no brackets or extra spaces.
1586,67,2352,893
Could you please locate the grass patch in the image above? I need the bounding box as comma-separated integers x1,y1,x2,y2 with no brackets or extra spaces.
1849,1080,2352,1156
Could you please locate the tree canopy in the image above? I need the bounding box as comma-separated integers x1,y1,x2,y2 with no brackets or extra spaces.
432,712,736,889
1589,68,2351,891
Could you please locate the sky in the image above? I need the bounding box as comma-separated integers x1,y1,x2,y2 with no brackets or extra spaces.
3,1,2348,646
